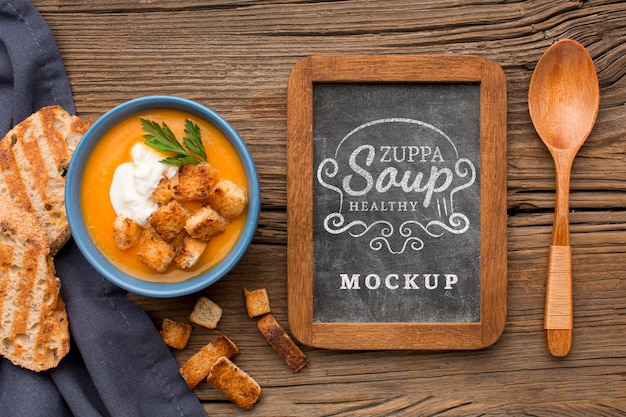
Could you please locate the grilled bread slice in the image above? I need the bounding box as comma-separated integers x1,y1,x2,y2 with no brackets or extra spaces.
0,106,90,255
0,195,70,372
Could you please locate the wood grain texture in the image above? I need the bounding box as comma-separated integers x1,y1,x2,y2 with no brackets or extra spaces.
31,0,626,415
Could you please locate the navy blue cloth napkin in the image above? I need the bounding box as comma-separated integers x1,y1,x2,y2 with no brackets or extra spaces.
0,1,206,416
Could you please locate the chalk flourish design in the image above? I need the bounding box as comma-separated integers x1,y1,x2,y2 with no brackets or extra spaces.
322,211,470,255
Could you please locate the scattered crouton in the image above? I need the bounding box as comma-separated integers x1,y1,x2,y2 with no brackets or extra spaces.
149,200,190,241
257,314,308,372
151,177,175,205
160,318,192,350
174,235,207,269
174,163,216,201
207,357,261,410
189,296,223,329
112,214,143,250
179,334,238,388
136,228,175,272
244,288,271,318
207,179,248,220
184,205,227,241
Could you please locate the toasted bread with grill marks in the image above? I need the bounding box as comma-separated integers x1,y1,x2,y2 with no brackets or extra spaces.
0,106,90,255
0,195,70,372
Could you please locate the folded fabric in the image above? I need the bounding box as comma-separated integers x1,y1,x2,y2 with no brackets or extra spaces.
0,1,206,416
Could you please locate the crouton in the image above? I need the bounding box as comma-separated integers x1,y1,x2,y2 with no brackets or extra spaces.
174,163,216,201
244,288,271,318
207,179,248,220
180,334,238,388
174,235,207,269
151,177,175,205
160,318,192,350
136,228,175,272
149,200,190,241
112,214,143,250
207,357,261,410
257,314,308,372
189,296,222,329
184,205,227,241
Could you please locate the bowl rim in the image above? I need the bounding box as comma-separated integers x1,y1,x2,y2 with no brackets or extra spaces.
66,95,260,297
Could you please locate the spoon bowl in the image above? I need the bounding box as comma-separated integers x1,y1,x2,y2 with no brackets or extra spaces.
529,40,600,152
528,39,599,357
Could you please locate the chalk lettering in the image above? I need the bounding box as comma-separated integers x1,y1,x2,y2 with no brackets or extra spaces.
432,146,445,162
379,146,445,163
338,273,461,290
348,200,416,212
365,274,380,289
444,274,458,289
404,273,419,289
343,144,375,196
340,273,361,289
380,146,392,163
386,273,400,289
424,274,439,289
343,144,456,208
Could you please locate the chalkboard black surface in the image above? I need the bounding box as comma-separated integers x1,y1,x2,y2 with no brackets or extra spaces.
287,55,507,350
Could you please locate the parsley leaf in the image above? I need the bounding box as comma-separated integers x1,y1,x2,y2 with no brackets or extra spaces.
140,118,208,166
183,119,207,161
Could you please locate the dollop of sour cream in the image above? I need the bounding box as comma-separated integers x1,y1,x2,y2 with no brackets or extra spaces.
110,143,178,226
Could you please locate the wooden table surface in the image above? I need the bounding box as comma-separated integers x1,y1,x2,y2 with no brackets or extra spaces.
33,1,626,415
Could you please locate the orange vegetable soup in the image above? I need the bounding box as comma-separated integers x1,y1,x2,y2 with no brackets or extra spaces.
80,109,248,283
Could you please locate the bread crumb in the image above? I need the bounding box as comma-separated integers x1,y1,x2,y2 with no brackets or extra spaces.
257,314,308,372
112,214,142,250
160,318,192,350
136,228,175,272
175,163,216,201
189,296,222,329
174,235,207,269
207,357,261,410
149,200,189,241
184,205,227,241
151,177,175,205
244,288,271,318
179,334,238,388
207,179,248,220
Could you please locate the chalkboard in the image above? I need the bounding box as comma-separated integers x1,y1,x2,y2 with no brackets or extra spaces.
287,55,507,350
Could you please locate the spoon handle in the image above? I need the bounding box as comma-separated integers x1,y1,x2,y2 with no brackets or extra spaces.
545,245,573,357
545,151,575,357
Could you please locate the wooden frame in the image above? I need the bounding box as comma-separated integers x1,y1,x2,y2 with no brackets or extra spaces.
287,55,507,350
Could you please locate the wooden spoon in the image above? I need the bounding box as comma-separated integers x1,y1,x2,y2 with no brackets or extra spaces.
528,39,599,357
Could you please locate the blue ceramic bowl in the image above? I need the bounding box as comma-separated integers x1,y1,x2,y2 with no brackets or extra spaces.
66,96,260,297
